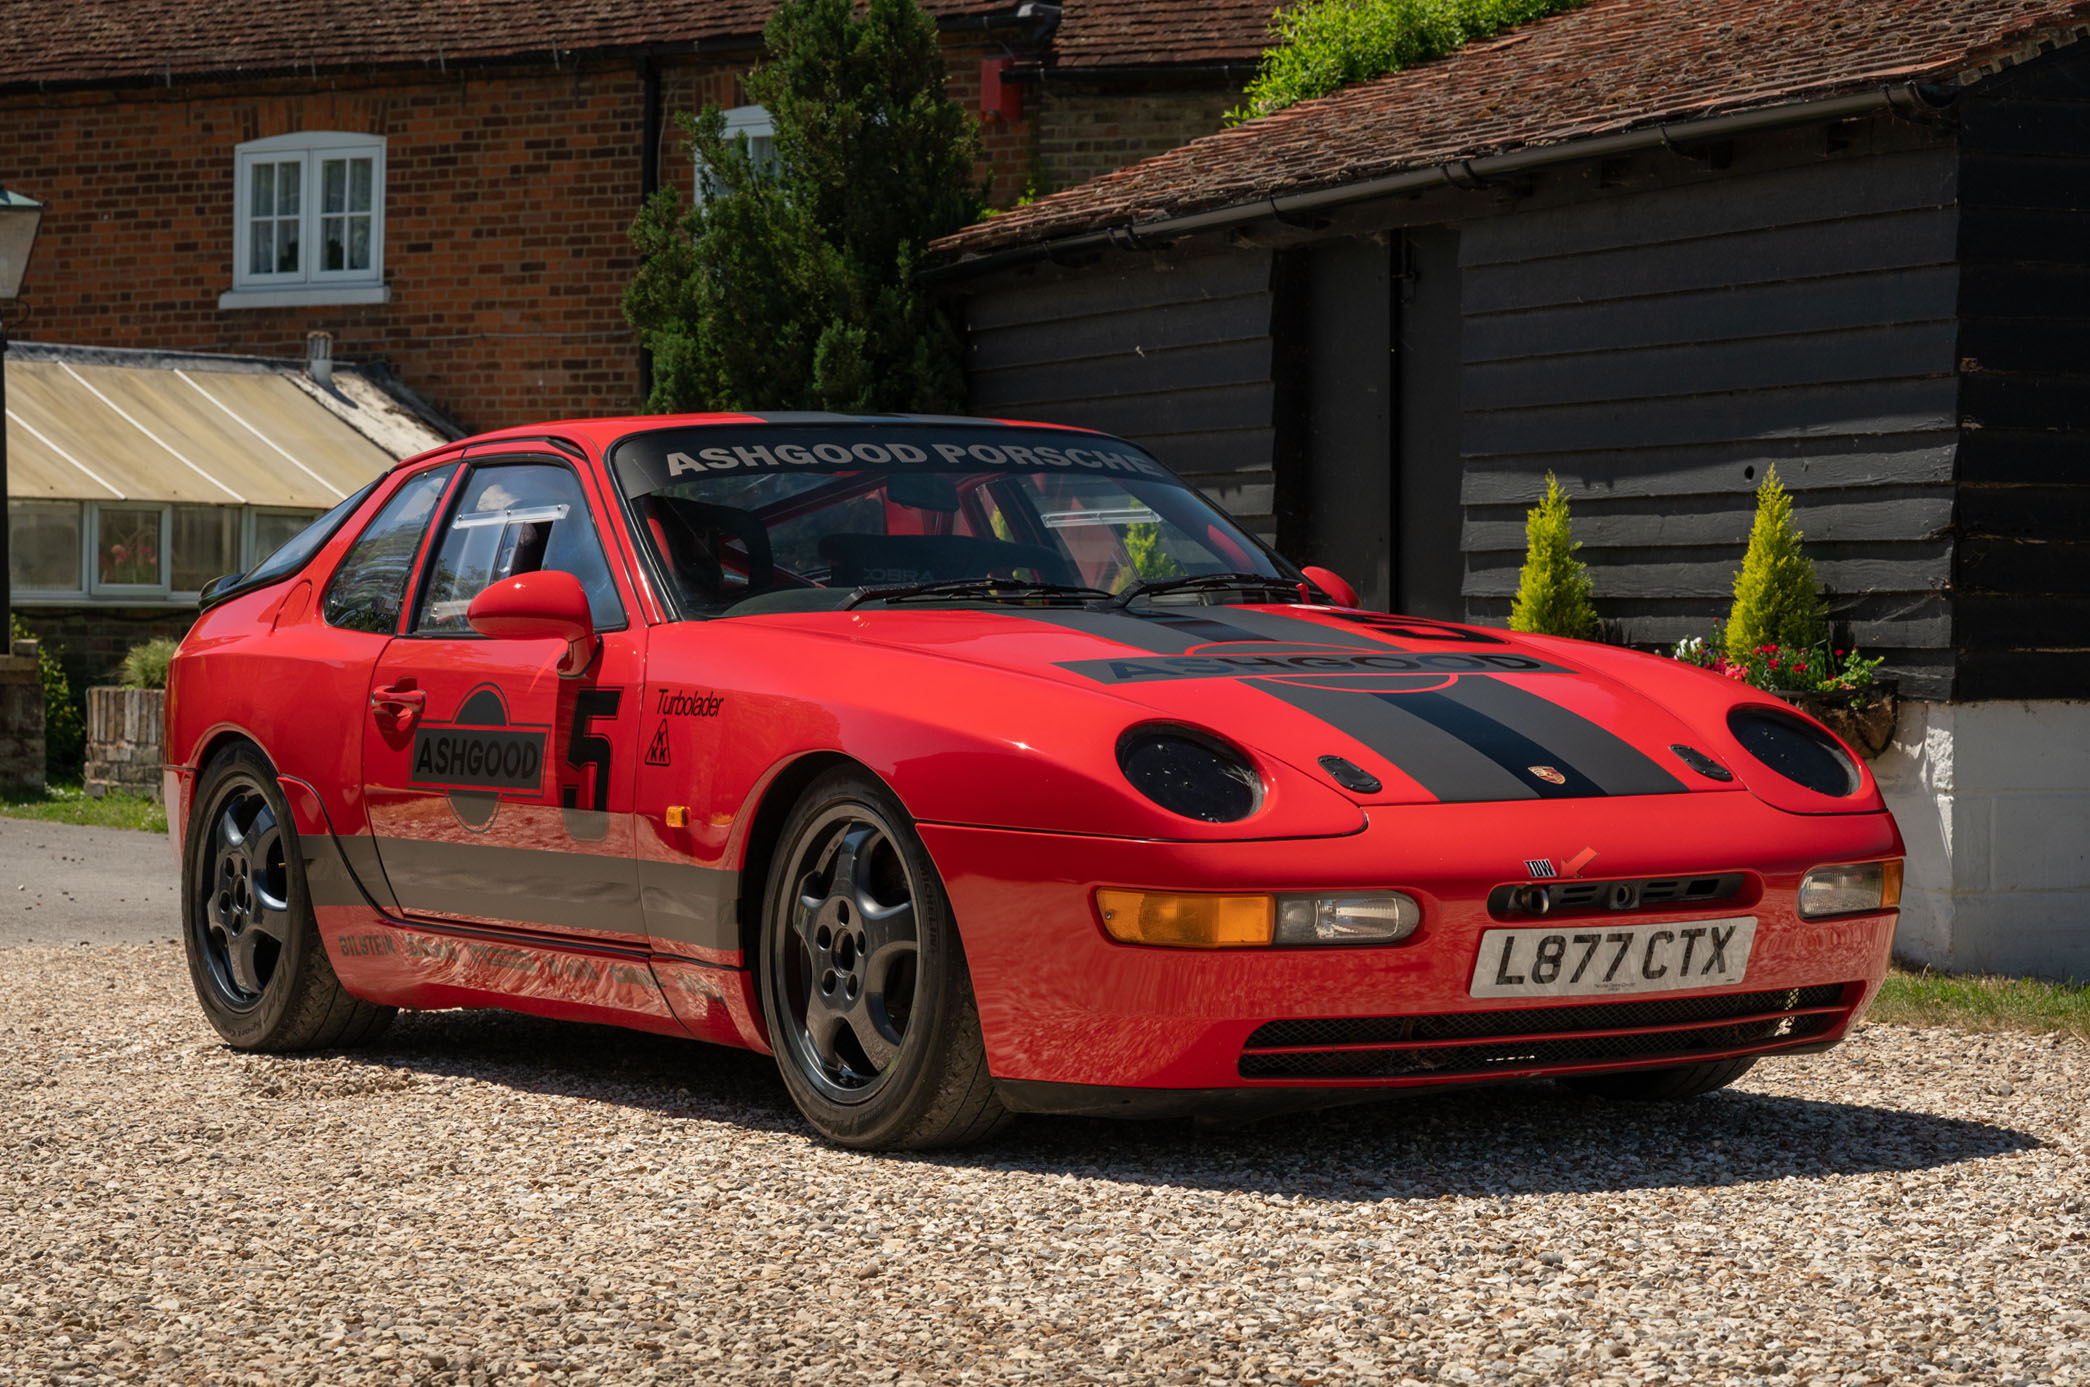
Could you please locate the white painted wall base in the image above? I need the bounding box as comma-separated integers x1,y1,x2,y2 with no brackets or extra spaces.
1872,699,2090,981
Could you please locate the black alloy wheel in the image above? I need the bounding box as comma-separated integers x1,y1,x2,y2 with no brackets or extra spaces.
776,807,920,1100
195,783,294,1010
181,743,395,1051
759,769,1008,1149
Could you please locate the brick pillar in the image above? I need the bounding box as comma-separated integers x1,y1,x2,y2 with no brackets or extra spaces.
0,639,48,792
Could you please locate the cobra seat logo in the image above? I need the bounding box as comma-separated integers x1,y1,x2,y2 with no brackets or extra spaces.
408,684,549,831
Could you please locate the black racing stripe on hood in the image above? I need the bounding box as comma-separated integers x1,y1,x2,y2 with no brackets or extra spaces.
1136,610,1286,646
1387,691,1608,800
1000,610,1214,654
1442,678,1687,796
988,605,1395,655
1198,608,1395,649
1256,681,1539,803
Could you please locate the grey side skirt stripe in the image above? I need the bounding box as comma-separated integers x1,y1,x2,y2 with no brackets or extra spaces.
370,837,740,945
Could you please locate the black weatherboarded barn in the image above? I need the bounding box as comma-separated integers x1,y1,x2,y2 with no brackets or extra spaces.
927,0,2090,978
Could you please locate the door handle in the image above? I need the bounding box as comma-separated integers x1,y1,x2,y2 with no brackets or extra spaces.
370,684,426,728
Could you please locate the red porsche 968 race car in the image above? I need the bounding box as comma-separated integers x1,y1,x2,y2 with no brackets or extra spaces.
167,414,1903,1149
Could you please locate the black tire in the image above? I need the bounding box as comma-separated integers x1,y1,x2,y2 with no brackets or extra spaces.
757,768,1009,1150
1560,1055,1758,1101
181,743,396,1051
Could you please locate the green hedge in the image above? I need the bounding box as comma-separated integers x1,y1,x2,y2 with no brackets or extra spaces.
10,616,84,780
1233,0,1583,123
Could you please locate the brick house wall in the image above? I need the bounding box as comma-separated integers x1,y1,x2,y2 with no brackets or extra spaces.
1031,80,1243,194
1,38,1046,436
5,63,670,434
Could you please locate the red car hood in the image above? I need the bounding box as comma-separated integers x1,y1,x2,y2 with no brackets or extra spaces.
769,603,1741,808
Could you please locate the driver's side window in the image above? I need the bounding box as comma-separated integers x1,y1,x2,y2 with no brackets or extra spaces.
413,461,623,634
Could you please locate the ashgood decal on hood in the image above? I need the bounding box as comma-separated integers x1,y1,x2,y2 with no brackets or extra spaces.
1058,647,1565,686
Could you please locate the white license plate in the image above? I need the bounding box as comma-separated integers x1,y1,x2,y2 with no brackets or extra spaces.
1468,916,1757,999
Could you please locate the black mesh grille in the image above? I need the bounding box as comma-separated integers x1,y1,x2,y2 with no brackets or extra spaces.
1238,984,1850,1080
1486,873,1747,919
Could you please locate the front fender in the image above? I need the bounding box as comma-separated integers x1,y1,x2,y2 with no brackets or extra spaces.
1532,638,1890,817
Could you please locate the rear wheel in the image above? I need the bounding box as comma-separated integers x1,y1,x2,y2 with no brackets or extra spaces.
182,744,395,1051
1560,1056,1758,1100
758,769,1008,1150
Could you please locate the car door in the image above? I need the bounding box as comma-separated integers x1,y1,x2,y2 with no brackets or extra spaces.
358,452,648,947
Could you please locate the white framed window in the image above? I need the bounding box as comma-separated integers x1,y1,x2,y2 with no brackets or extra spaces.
221,132,389,310
695,106,777,204
92,505,169,597
7,501,325,604
9,500,89,600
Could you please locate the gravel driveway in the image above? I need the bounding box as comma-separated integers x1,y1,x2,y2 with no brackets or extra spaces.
4,943,2085,1386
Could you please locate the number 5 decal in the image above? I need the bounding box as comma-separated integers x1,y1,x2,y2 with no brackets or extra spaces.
561,689,622,840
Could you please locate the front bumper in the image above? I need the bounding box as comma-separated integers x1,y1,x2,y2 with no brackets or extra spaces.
921,794,1900,1096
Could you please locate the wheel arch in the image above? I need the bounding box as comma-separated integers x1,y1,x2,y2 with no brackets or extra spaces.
177,728,269,856
733,750,880,966
192,727,267,781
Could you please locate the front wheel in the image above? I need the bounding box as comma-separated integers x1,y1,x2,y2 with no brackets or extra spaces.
1559,1055,1758,1100
757,769,1008,1150
181,743,395,1051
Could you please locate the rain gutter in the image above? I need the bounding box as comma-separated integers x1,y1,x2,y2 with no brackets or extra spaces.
923,81,1958,284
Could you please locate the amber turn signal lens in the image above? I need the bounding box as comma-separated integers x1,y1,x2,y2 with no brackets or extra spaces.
1798,860,1903,919
1096,890,1274,948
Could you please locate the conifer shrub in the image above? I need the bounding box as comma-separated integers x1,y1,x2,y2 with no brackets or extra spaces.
624,0,980,413
1725,465,1828,658
1508,472,1599,640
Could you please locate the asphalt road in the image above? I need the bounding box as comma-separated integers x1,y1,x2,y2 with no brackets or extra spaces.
0,817,179,947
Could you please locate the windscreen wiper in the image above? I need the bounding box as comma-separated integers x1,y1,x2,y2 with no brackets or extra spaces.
1110,572,1304,608
844,577,1115,609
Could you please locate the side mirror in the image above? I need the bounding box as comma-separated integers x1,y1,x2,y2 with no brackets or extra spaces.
467,570,598,675
1300,565,1360,609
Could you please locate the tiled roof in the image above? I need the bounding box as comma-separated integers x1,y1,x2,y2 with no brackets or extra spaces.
1046,0,1283,70
938,0,2090,258
0,0,1011,87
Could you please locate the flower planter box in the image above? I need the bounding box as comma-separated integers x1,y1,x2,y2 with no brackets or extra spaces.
85,686,165,801
1776,680,1898,760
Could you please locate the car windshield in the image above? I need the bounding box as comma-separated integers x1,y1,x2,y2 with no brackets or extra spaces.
608,424,1297,617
